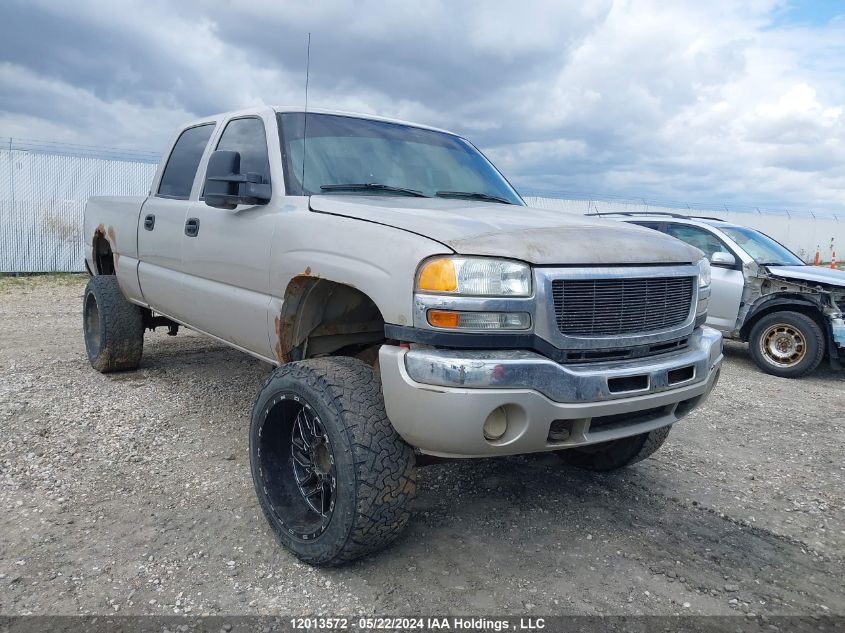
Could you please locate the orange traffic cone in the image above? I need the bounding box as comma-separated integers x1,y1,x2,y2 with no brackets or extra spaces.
814,249,821,266
831,251,837,270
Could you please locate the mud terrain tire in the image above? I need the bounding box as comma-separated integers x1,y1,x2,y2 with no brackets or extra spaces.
83,275,144,373
557,426,672,471
250,357,416,566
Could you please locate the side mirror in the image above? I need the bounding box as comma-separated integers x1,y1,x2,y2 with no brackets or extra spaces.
710,251,736,267
204,150,271,209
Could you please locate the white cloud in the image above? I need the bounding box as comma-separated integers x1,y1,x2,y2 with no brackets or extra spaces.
0,0,843,211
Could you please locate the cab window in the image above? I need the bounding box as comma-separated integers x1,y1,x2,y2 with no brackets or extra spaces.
157,124,215,199
665,224,731,260
215,117,271,185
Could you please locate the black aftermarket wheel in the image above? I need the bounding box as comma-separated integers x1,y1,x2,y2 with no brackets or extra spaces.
250,357,416,566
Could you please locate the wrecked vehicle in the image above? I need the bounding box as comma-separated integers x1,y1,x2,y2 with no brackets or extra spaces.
82,107,722,565
606,213,845,377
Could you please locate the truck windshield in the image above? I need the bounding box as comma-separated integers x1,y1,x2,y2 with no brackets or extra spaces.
277,112,523,204
719,226,804,266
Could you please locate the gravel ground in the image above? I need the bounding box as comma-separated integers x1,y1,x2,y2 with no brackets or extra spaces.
1,275,843,617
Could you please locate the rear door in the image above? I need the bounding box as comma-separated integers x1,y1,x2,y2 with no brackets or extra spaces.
179,115,278,358
664,223,745,331
138,122,216,321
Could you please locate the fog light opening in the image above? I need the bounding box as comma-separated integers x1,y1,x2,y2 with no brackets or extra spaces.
483,407,508,441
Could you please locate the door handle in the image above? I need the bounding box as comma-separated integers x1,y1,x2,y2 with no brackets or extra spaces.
143,214,155,231
184,217,200,237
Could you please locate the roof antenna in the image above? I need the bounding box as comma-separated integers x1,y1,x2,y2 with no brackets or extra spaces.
301,32,311,195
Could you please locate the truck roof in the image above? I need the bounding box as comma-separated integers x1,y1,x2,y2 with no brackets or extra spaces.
179,105,458,137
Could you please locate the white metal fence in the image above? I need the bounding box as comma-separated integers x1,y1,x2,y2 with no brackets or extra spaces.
1,138,841,272
523,196,843,265
1,139,158,272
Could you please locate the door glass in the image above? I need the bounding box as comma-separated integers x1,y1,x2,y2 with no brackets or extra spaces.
215,118,271,185
157,124,215,199
666,224,730,260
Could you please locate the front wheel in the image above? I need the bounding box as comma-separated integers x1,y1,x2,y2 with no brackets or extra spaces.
250,357,416,566
748,311,824,378
556,426,671,471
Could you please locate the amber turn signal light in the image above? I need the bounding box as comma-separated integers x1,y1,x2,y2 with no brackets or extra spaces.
427,309,461,328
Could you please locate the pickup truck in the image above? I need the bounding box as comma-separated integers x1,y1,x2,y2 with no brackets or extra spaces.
83,106,723,565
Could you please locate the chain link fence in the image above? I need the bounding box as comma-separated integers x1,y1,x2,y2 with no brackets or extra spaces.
1,138,841,272
522,194,843,266
1,138,158,272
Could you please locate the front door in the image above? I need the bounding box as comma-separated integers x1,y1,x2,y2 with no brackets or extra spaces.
664,223,745,331
179,116,277,358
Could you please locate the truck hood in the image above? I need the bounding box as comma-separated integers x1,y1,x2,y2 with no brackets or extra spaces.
766,265,845,288
309,196,702,265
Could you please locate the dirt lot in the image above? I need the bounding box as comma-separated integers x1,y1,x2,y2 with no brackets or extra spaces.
1,275,843,617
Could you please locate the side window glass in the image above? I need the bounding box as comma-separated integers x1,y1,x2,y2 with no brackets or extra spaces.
630,221,661,231
666,224,729,259
215,118,271,185
157,124,214,199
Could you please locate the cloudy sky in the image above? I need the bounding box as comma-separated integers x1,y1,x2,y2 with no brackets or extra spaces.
1,0,844,212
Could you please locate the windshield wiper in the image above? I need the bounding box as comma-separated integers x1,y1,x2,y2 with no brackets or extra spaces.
320,183,428,198
435,190,514,204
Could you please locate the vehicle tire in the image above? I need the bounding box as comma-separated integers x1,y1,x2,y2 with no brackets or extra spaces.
82,275,144,373
556,426,671,471
748,311,824,378
250,357,416,566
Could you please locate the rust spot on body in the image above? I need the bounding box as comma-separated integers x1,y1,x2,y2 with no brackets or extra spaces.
94,224,117,246
274,314,294,364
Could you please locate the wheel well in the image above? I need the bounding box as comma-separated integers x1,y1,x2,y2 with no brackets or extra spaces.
740,300,826,342
92,229,115,275
274,277,386,364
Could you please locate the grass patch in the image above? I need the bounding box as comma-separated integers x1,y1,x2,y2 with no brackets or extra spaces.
0,272,88,292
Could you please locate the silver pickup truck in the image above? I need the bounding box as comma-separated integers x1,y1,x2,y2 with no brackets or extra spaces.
83,106,723,565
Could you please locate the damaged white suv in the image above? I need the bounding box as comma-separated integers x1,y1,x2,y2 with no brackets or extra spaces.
610,213,845,378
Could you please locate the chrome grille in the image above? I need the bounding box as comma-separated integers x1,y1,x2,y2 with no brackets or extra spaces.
552,277,694,336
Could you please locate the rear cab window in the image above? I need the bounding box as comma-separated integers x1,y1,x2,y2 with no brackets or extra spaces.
157,124,215,199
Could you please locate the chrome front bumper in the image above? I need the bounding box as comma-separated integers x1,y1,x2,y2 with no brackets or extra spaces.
379,327,723,458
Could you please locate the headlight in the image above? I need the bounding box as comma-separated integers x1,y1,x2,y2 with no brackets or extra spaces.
697,257,711,288
416,256,532,296
695,258,710,326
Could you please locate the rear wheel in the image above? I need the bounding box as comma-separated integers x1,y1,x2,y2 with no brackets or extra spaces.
748,311,824,378
250,357,416,566
82,275,144,372
556,426,671,471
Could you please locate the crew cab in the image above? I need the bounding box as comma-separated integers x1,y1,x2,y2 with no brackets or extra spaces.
82,107,723,565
